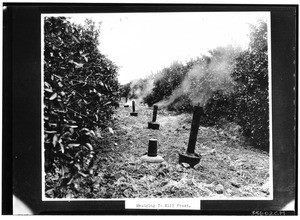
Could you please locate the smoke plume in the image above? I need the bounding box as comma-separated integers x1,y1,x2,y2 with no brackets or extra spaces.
129,77,155,103
155,45,241,108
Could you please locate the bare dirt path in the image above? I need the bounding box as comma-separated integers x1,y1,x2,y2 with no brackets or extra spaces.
87,101,270,199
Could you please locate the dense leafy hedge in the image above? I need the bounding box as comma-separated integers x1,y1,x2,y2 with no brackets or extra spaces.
231,20,269,150
44,17,120,197
202,91,236,125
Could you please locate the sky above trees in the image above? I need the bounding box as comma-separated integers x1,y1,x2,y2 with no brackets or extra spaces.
68,12,269,84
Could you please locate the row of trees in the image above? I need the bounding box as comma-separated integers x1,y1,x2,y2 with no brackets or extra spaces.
129,20,269,151
44,17,120,197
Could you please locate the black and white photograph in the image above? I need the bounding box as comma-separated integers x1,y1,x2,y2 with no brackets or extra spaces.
42,12,272,201
2,2,297,215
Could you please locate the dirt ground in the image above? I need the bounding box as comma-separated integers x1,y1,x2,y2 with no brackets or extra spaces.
71,100,271,199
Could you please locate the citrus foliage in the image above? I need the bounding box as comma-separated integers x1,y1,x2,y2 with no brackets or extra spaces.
144,62,191,105
44,17,119,197
120,82,131,99
231,20,269,150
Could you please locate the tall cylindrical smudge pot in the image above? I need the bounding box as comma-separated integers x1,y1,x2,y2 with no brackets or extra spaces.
152,105,158,122
186,106,203,154
132,100,135,112
178,105,203,167
130,100,138,116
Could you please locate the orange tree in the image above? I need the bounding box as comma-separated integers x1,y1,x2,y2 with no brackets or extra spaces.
144,61,189,106
120,82,131,99
44,17,119,197
231,20,269,150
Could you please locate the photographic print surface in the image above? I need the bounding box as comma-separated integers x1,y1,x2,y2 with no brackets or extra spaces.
42,12,272,201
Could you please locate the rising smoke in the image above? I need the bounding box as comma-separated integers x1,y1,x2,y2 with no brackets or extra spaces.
155,45,242,108
129,77,155,103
